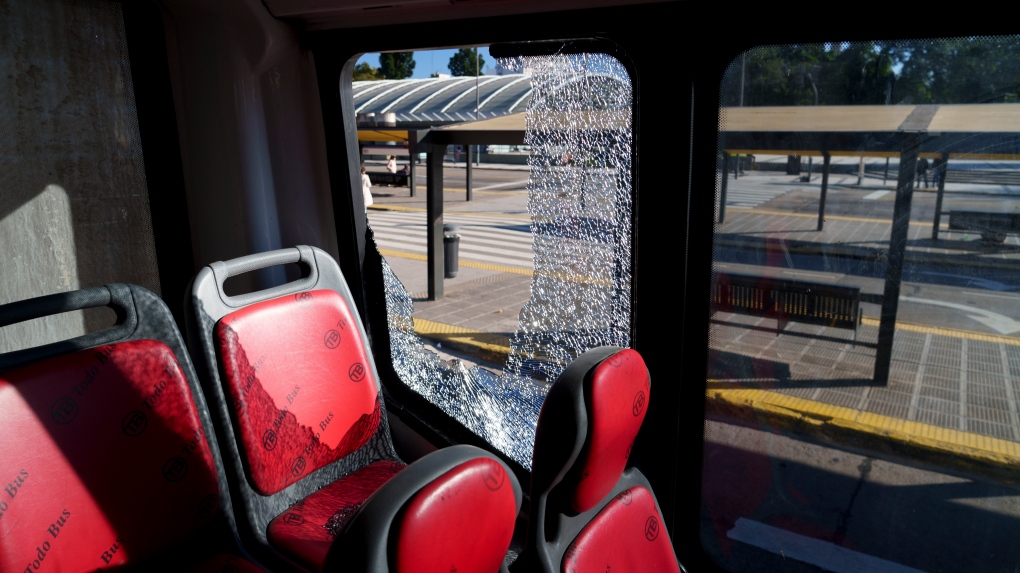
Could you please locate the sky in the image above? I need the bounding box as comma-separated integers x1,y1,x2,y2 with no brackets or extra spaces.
356,47,495,79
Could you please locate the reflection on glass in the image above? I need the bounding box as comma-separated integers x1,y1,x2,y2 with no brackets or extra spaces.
703,38,1020,573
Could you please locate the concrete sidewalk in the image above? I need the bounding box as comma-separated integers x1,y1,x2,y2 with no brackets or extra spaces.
368,166,1020,483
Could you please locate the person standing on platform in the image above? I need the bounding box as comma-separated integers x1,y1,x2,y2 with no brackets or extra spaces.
386,155,397,173
361,167,373,212
916,157,930,188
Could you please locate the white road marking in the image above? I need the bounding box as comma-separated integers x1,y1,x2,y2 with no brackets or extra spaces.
863,190,891,200
728,518,928,573
968,291,1020,301
474,179,530,191
901,296,1020,335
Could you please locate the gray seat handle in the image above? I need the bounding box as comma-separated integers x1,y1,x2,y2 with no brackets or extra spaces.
208,245,321,309
0,284,141,371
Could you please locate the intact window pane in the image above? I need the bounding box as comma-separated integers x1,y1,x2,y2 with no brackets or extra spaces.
703,38,1020,573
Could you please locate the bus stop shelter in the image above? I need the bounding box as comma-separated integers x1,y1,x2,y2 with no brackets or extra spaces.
359,113,527,301
719,103,1020,384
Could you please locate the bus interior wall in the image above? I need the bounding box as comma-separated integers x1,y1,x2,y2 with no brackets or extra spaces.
9,1,1020,571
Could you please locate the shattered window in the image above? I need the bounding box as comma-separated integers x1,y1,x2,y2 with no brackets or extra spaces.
362,51,633,468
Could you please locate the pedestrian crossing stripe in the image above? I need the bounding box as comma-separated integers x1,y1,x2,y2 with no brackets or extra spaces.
378,249,532,275
375,249,611,287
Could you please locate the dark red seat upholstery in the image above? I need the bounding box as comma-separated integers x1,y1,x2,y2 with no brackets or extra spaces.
514,346,683,573
186,246,521,572
0,284,264,572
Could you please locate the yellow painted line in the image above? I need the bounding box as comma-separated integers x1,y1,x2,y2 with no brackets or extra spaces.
376,249,611,286
725,150,904,159
706,387,1020,476
370,204,531,220
412,318,511,364
378,249,532,275
728,207,934,226
721,151,1013,160
859,316,1020,347
445,187,530,197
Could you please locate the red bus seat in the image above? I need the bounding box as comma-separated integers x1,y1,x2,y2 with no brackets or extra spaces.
514,346,683,573
0,284,264,572
185,246,520,572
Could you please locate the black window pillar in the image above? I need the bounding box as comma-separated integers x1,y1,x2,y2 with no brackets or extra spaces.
427,143,446,300
875,133,921,385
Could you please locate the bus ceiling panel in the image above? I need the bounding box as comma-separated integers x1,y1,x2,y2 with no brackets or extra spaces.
261,0,672,30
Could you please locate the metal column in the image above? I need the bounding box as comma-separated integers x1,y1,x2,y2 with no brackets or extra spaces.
426,144,445,300
466,144,473,201
875,133,921,385
719,153,729,224
931,153,949,240
408,139,417,197
817,151,831,231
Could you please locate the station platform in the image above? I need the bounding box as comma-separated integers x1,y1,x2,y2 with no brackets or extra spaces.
368,165,1020,484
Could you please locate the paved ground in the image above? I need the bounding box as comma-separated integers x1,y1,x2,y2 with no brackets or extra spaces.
367,161,1020,482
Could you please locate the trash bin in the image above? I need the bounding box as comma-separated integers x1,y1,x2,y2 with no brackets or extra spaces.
443,224,460,278
786,155,801,175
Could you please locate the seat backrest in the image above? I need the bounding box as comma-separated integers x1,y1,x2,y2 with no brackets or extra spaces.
519,346,680,573
186,246,400,559
0,284,238,571
325,445,522,573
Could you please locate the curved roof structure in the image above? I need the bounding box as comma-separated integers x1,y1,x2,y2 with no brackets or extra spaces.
353,74,533,126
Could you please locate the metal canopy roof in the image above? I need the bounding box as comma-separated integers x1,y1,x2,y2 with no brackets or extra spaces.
353,74,533,126
721,104,1020,157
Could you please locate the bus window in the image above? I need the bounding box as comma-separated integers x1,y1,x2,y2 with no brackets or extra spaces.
702,38,1020,573
353,48,634,468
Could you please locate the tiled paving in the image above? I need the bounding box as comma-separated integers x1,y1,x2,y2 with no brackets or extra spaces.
372,164,1020,453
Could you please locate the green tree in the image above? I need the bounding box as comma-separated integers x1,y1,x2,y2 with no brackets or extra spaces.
448,48,484,77
722,38,1020,108
379,52,415,79
352,62,384,81
892,38,1020,104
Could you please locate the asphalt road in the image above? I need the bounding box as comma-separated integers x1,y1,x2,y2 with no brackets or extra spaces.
701,418,1020,573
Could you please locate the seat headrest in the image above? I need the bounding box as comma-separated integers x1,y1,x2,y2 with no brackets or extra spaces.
395,457,519,573
533,347,650,514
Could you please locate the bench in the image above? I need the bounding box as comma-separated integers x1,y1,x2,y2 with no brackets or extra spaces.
712,271,863,342
368,171,409,187
947,210,1020,243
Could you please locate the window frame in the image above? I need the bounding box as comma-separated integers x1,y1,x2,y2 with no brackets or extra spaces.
306,2,689,541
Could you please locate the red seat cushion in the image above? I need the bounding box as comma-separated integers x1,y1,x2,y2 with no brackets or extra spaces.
267,460,405,570
0,340,220,571
396,458,518,573
570,349,650,513
216,290,381,494
562,486,680,573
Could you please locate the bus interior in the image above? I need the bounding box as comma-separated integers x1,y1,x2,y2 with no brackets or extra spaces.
2,1,1020,572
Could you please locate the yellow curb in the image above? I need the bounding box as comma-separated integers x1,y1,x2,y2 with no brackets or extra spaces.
408,317,1020,481
859,316,1020,347
707,387,1020,483
412,318,512,364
